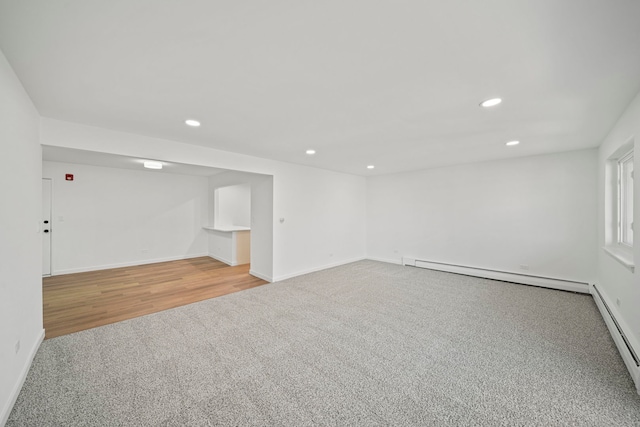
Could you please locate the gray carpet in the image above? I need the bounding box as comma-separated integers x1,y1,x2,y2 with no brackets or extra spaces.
7,260,640,426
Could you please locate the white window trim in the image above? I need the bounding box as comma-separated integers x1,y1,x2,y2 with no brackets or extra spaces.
604,136,635,272
617,150,633,247
603,245,634,272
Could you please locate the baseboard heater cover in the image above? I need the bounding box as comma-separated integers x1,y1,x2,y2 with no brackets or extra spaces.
592,284,640,394
402,257,589,294
593,284,640,356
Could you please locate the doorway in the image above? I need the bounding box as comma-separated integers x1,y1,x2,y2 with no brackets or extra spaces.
42,178,52,276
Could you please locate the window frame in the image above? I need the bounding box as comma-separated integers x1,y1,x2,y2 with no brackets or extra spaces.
617,150,634,248
604,137,635,272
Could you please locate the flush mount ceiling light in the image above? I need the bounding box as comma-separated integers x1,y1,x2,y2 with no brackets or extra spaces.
505,140,520,146
144,161,163,169
480,98,502,108
367,165,375,169
306,149,316,155
185,119,201,127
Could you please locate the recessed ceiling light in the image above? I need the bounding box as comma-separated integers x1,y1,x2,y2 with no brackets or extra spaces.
185,119,201,127
505,140,520,146
306,149,316,155
480,98,502,108
144,161,163,169
367,165,375,169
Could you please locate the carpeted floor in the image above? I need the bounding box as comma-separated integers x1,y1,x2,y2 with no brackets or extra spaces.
7,260,640,426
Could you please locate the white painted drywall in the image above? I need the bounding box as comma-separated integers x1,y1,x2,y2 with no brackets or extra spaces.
215,184,250,228
41,119,367,282
597,89,640,355
272,164,367,281
207,230,234,265
250,175,274,280
42,161,209,274
0,49,44,425
367,149,598,284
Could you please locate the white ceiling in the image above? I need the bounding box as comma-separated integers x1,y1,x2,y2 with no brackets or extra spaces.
2,1,640,176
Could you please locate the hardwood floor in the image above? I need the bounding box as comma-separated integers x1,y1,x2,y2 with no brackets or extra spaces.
42,257,268,339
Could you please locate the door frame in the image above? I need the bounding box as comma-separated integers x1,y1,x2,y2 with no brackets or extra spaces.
42,178,52,276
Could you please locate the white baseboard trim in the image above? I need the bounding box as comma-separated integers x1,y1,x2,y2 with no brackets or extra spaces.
1,328,45,427
405,258,590,294
249,270,273,283
366,256,403,265
591,284,640,394
51,253,210,276
273,256,366,282
207,253,235,266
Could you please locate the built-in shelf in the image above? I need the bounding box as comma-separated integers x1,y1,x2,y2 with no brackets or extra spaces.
202,226,250,232
204,226,251,266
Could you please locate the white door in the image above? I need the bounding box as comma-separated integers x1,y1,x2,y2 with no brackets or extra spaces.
42,178,52,276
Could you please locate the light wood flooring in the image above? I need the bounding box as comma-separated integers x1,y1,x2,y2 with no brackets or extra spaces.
43,257,268,339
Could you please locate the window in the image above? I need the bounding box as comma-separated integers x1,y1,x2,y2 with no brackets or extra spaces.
618,150,634,247
604,138,634,272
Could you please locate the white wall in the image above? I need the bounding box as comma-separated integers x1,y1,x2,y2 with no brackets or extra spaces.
41,119,367,282
207,230,234,265
250,175,274,280
43,161,209,274
367,149,598,283
215,183,250,228
272,165,367,280
597,90,640,358
0,49,43,425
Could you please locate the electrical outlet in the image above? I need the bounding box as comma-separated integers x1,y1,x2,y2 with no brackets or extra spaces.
15,340,20,354
519,264,529,270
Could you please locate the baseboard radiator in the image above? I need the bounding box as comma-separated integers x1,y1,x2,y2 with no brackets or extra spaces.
592,284,640,394
402,258,590,294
